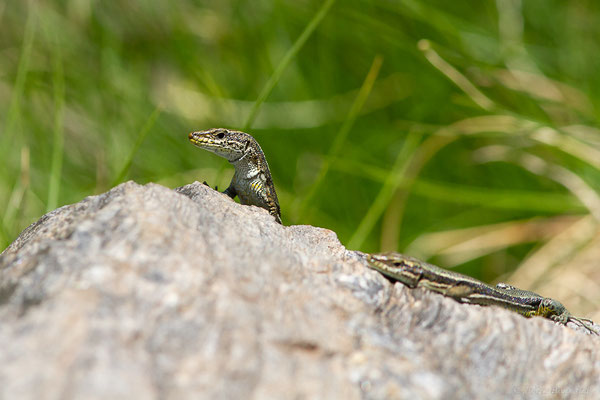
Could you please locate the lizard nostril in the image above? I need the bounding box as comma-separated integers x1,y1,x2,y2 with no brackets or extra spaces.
188,132,195,139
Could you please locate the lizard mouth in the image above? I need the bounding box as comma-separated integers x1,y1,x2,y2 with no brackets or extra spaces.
188,132,202,144
188,133,216,148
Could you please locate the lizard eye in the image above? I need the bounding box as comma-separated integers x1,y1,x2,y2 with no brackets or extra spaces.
216,132,225,139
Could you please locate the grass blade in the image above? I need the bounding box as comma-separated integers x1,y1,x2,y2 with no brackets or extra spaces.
348,131,421,250
297,55,383,220
47,28,65,212
243,0,336,130
2,4,36,147
111,107,161,187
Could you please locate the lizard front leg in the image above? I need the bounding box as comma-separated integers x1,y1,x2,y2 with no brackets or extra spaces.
536,298,599,334
222,183,237,199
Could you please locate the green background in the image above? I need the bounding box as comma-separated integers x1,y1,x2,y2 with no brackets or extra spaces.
1,1,599,316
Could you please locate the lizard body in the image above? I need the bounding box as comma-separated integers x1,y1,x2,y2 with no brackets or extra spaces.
367,252,598,335
189,128,282,224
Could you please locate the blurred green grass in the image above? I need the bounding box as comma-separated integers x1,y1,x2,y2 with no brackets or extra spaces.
1,0,599,316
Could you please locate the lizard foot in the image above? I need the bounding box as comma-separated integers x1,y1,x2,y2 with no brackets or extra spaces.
202,181,219,191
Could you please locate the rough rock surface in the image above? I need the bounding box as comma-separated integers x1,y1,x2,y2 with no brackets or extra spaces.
1,181,599,400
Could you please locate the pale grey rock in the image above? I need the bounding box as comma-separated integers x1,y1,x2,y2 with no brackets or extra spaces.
0,181,599,400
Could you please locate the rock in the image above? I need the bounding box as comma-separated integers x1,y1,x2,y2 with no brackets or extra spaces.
1,181,599,400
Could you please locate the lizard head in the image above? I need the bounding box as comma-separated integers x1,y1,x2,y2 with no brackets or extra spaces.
189,128,254,162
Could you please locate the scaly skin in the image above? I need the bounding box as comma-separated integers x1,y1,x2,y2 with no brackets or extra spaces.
367,252,598,335
189,128,282,224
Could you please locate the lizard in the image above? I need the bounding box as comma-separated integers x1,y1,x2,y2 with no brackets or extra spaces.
188,128,282,224
367,252,599,335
